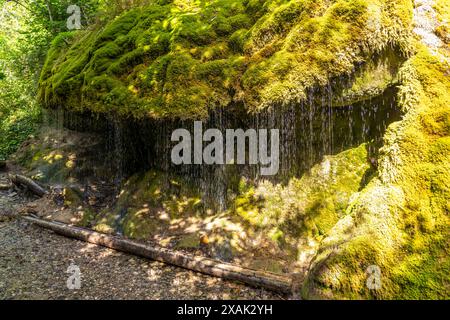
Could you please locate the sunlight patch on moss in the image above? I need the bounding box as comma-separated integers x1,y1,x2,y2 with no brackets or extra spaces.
39,0,413,119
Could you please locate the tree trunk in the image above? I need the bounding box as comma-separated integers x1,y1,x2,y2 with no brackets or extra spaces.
21,216,293,294
10,175,47,197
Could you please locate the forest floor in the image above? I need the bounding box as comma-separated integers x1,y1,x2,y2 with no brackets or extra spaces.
0,170,282,300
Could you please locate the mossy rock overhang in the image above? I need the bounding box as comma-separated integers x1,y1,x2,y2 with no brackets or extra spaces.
38,0,413,120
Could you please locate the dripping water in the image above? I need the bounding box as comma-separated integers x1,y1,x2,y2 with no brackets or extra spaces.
51,85,401,210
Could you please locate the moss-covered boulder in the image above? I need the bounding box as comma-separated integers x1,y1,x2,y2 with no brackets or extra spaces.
38,0,413,119
303,48,450,300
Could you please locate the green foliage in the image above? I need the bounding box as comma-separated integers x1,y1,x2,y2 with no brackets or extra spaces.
0,0,102,159
0,3,43,159
39,0,413,119
0,103,41,160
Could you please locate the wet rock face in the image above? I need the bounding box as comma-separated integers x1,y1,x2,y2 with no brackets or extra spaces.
54,83,401,209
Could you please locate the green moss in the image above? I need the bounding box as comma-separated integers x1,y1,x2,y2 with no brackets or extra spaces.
39,0,413,119
93,169,205,239
78,208,96,228
304,47,450,300
122,207,160,240
229,28,249,52
332,48,405,107
242,0,412,110
63,187,83,207
232,143,371,242
93,223,115,234
175,233,201,249
17,146,69,183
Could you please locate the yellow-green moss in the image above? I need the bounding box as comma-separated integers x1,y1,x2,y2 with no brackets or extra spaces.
88,144,371,260
304,47,450,300
435,0,450,44
333,48,404,107
233,143,371,244
39,0,413,119
122,207,161,240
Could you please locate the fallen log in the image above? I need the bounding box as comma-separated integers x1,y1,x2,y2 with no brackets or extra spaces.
9,174,47,197
0,183,12,191
21,215,293,294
